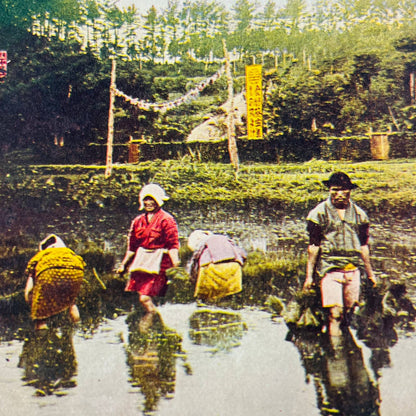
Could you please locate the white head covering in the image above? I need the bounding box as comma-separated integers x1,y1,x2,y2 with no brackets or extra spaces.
39,234,66,251
187,230,212,251
139,184,169,210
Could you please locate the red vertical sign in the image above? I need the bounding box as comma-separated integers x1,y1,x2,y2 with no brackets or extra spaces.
0,51,7,81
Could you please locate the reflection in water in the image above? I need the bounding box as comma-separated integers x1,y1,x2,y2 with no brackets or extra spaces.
287,281,416,416
290,330,381,416
18,319,77,396
353,282,415,378
353,286,398,380
125,311,190,415
189,309,247,353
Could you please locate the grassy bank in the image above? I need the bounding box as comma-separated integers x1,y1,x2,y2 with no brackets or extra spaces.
1,156,416,218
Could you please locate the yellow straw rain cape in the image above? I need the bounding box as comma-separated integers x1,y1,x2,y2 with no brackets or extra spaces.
194,261,242,301
25,247,85,320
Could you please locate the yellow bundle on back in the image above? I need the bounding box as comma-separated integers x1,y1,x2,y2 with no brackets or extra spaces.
194,262,242,301
26,247,85,320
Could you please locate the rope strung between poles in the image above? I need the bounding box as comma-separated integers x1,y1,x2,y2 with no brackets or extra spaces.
114,66,225,112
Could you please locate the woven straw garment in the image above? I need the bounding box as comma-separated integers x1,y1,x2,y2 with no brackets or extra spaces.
26,247,85,320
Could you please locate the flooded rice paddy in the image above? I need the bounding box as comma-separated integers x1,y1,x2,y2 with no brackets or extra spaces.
2,210,416,415
2,303,416,416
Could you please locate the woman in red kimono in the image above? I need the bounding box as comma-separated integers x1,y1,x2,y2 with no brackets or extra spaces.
117,184,180,316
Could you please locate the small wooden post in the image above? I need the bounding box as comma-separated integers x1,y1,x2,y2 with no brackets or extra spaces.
105,58,116,178
128,136,140,163
223,39,239,176
367,128,391,160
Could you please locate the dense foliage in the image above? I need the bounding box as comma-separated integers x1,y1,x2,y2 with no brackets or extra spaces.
1,156,416,218
2,0,416,161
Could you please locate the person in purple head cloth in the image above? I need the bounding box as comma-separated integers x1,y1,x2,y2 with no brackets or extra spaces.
187,230,246,301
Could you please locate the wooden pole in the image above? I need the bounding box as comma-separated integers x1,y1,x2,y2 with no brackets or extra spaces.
222,39,239,176
105,58,116,178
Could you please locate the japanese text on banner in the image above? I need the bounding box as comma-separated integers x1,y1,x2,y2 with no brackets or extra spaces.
245,65,263,139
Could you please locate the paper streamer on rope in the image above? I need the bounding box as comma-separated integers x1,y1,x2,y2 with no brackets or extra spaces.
114,66,225,112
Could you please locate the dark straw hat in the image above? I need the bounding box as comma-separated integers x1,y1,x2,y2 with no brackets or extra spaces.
322,172,358,189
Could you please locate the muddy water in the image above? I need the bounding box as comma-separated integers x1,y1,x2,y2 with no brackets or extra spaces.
0,305,323,416
2,211,416,415
1,303,416,416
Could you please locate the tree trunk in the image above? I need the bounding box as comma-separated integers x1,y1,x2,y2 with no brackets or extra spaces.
105,58,116,178
223,39,239,176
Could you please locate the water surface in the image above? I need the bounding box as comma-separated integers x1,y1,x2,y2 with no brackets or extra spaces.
1,301,416,415
2,211,416,415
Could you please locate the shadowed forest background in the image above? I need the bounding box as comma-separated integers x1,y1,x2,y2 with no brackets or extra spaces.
1,0,416,164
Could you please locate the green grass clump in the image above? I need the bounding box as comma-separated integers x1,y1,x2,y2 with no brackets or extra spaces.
2,158,416,217
240,250,306,305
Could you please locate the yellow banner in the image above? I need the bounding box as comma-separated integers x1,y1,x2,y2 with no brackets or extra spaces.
245,65,263,139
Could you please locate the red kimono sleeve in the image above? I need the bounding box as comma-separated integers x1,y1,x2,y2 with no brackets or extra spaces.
161,214,180,250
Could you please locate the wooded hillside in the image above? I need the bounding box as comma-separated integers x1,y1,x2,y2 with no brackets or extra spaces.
1,0,416,163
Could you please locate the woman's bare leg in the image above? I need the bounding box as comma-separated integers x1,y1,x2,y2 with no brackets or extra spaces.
69,304,80,323
138,295,157,332
139,294,157,313
35,319,48,330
